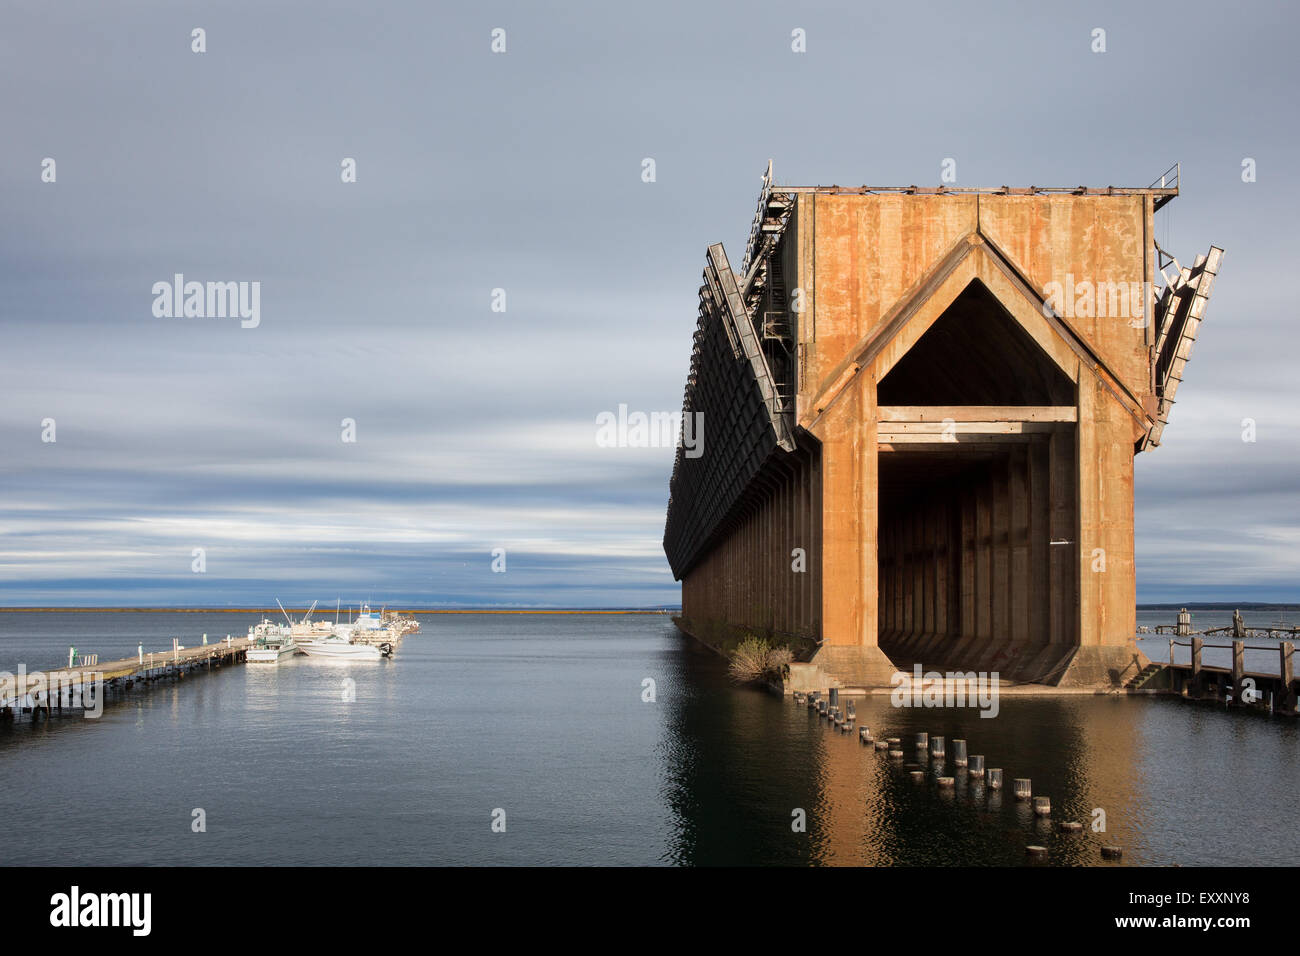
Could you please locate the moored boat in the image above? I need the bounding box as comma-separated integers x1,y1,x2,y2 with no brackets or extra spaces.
334,603,411,648
294,635,389,661
246,618,297,663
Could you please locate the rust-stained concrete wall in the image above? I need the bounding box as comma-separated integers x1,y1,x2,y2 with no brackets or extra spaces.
680,446,821,649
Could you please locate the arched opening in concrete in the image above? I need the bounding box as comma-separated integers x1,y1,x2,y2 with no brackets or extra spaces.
876,279,1079,681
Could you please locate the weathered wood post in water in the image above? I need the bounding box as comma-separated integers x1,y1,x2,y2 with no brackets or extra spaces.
1231,639,1246,707
1191,636,1204,698
662,163,1223,692
1281,642,1297,715
952,739,968,767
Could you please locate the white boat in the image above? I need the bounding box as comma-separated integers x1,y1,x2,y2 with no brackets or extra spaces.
295,635,389,661
246,618,297,664
331,602,414,648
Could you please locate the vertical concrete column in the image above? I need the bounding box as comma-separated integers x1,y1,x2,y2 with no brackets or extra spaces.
992,452,1009,643
860,377,878,649
811,443,823,642
1029,440,1050,644
1009,445,1029,645
1076,374,1135,651
816,376,876,648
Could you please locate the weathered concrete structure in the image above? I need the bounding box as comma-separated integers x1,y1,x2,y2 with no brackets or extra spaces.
664,164,1222,689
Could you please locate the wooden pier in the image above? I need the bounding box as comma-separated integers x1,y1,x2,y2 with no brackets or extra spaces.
1146,608,1300,641
0,636,251,721
1157,637,1297,716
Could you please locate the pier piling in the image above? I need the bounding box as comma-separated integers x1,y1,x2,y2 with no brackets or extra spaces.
952,739,967,767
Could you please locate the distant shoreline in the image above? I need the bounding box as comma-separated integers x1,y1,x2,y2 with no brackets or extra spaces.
0,607,679,615
0,603,1291,613
0,603,1288,614
1136,603,1297,611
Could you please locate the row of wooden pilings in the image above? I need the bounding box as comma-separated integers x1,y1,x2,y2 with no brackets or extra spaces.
1166,638,1297,715
792,687,1124,862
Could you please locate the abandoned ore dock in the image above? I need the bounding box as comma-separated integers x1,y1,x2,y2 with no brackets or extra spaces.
657,163,1280,708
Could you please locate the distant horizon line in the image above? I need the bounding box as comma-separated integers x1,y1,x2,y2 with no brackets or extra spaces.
0,602,1293,614
0,606,684,614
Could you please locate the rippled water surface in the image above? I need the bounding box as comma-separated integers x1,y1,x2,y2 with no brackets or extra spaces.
1,611,1296,866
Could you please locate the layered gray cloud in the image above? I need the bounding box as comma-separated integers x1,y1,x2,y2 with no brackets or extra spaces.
1,0,1297,605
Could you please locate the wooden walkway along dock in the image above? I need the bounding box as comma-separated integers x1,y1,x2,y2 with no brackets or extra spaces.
0,636,252,721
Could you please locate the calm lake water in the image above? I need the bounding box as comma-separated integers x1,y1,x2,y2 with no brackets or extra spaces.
1,611,1296,866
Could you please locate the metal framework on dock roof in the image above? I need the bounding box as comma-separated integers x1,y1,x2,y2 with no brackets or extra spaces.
763,161,1180,204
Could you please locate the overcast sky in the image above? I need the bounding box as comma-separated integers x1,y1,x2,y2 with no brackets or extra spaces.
1,0,1296,607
